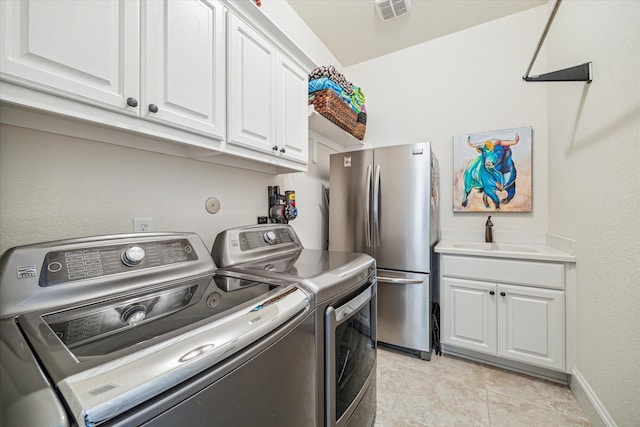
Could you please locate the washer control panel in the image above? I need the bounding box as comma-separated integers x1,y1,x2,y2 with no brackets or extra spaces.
41,239,197,286
239,228,293,251
121,246,146,266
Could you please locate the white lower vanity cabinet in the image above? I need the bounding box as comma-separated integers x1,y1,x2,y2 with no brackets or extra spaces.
440,255,566,372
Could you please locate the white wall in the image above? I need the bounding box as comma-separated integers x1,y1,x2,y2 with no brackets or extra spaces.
0,0,338,256
258,0,342,68
344,7,550,236
341,4,640,424
2,2,637,424
0,124,277,253
545,1,640,425
279,140,337,250
256,0,341,250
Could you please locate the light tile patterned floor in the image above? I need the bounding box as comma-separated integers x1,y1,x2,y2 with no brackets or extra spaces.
375,346,590,426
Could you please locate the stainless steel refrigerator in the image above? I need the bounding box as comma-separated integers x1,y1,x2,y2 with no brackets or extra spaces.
329,142,439,360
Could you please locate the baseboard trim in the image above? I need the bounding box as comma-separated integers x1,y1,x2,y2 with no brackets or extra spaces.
570,367,616,427
441,345,569,384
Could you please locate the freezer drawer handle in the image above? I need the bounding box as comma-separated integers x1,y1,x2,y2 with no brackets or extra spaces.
377,276,423,285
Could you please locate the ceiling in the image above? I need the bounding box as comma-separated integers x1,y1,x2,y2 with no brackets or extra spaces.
287,0,547,67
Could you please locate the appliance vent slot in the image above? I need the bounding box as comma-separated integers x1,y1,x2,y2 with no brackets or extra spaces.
375,0,411,21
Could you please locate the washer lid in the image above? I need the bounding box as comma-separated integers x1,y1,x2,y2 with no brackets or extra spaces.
212,224,376,303
222,249,375,304
18,280,309,427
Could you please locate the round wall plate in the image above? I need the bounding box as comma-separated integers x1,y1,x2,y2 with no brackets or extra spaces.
205,197,221,214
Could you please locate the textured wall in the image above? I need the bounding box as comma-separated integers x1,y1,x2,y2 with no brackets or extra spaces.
545,1,640,425
279,141,336,250
345,7,550,235
0,0,339,255
0,124,276,254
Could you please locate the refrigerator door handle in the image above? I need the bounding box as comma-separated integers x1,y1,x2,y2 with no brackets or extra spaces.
377,276,424,285
373,164,381,247
365,165,372,247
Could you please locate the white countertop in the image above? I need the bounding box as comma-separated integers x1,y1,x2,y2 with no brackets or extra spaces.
435,240,576,263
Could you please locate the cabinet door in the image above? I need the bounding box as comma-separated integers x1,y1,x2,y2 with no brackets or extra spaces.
497,284,565,370
276,54,308,164
227,13,277,153
442,278,496,355
144,0,225,140
1,0,140,112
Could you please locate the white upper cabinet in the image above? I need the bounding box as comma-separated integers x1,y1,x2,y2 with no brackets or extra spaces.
227,13,308,164
227,13,277,153
1,0,310,172
0,0,140,113
143,0,225,140
277,54,308,164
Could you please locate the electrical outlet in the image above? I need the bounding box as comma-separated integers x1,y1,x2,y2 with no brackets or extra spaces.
133,217,153,233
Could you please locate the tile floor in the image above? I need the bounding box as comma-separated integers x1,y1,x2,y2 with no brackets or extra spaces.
375,346,590,426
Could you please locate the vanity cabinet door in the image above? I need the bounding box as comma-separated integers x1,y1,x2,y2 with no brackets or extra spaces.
442,277,497,355
1,0,140,113
143,0,226,140
497,284,565,370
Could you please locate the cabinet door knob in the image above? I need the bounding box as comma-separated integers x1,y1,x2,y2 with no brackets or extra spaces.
280,147,286,154
272,145,278,152
500,292,506,297
126,97,138,108
148,104,159,113
489,291,495,295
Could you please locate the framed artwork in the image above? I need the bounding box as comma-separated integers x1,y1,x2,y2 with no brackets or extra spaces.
453,126,532,212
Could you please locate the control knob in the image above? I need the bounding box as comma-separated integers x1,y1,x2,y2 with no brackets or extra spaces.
121,246,146,266
263,231,277,245
121,305,147,326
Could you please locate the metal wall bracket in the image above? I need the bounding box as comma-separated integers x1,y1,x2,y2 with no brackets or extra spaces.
524,62,592,83
522,0,592,83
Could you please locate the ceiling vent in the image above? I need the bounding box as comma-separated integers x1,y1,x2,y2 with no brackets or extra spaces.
375,0,411,21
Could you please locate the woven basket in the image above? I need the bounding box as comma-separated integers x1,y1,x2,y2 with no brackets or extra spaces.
352,112,366,140
352,122,366,140
309,89,357,133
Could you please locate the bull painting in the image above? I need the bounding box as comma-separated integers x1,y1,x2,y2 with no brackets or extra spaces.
453,127,532,212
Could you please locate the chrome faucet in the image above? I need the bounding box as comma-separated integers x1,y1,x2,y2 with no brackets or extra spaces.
485,216,493,243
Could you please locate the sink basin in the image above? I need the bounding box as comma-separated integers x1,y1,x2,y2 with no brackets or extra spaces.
452,242,538,253
436,240,576,262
